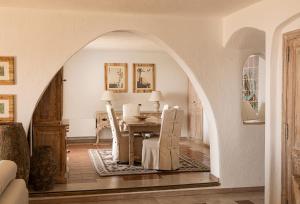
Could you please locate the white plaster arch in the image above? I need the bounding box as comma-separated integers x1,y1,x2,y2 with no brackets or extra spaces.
221,2,300,202
224,27,265,52
32,29,221,178
266,11,300,204
224,26,266,123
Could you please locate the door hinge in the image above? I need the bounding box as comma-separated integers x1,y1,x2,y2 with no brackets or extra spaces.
284,123,289,141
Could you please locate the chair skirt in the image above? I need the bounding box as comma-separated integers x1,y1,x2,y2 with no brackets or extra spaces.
142,138,160,169
112,135,129,163
142,138,180,170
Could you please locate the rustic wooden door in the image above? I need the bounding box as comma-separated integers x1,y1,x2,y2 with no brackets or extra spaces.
283,30,300,204
32,68,67,184
188,81,203,140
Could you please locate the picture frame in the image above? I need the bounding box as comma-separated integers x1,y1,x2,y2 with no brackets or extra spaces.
133,63,156,93
0,95,15,123
104,63,128,93
0,56,15,85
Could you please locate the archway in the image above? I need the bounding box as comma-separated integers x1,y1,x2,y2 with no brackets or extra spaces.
267,12,300,204
30,30,221,190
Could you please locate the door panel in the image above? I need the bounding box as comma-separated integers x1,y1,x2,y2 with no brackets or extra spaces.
283,32,300,204
32,68,67,184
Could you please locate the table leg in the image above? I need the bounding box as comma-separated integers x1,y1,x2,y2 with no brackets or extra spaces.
129,131,135,165
95,128,101,145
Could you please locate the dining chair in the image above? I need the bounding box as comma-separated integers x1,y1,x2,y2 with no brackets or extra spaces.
122,104,140,120
141,108,184,170
161,104,169,119
106,105,129,163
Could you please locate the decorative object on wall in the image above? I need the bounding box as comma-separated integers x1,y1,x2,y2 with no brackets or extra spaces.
241,54,265,124
0,94,15,122
104,63,128,93
242,55,259,112
149,91,162,112
101,90,114,105
133,63,155,93
0,56,15,85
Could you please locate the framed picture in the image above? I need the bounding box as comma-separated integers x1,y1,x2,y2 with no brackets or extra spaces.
133,63,155,93
104,63,128,93
0,57,15,85
0,95,15,123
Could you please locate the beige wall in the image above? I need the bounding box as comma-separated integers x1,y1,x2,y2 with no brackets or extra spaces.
63,49,189,138
224,0,300,203
0,7,266,188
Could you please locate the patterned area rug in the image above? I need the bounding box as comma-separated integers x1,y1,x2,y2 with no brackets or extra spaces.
88,149,210,177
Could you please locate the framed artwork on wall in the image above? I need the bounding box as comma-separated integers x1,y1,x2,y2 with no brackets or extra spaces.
104,63,128,93
0,95,15,123
133,63,156,93
0,56,15,85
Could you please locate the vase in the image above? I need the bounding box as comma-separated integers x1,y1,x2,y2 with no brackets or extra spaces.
0,122,30,184
29,146,57,191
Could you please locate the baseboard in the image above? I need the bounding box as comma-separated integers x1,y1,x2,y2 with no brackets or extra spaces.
66,137,112,144
67,136,194,144
29,186,263,203
67,137,96,144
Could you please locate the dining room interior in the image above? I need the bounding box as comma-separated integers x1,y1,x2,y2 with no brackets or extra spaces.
28,31,216,196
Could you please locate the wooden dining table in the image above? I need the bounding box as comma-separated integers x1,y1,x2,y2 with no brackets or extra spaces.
124,116,161,165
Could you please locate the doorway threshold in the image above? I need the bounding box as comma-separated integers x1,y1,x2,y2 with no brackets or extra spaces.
29,172,219,198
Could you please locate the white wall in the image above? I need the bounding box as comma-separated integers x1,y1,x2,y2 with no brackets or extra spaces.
0,6,268,189
223,1,300,203
203,110,210,145
63,49,189,138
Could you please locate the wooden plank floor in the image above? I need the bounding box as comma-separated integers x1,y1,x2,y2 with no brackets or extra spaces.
29,188,264,204
29,139,264,203
67,138,210,184
30,138,218,196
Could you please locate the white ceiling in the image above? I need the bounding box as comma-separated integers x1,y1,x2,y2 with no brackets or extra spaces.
0,0,261,17
84,31,163,51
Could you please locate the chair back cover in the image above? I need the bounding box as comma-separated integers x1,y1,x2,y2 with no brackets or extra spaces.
161,104,169,118
122,104,140,120
106,105,121,161
158,108,184,169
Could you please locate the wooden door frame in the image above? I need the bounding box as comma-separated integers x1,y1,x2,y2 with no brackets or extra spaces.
282,29,300,204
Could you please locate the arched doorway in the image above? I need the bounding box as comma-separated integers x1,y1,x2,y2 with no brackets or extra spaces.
30,30,220,193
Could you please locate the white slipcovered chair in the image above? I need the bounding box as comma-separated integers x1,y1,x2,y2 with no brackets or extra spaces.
106,105,129,163
142,108,184,170
0,160,28,204
122,104,140,120
160,104,169,119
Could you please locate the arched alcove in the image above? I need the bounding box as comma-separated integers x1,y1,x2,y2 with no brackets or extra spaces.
225,27,266,124
216,26,266,187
